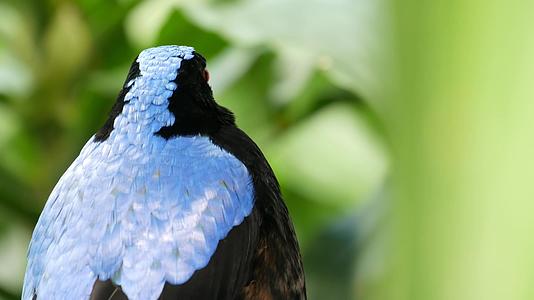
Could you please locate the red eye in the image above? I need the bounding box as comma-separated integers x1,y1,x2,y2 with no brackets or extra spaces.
203,69,210,82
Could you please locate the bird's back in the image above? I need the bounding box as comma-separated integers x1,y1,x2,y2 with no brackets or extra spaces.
23,134,255,299
23,45,306,300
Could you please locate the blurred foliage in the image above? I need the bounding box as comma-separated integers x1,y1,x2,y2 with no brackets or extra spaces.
0,0,387,299
7,1,533,300
371,1,534,300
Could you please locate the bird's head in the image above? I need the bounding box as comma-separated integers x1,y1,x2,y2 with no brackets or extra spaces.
95,45,233,142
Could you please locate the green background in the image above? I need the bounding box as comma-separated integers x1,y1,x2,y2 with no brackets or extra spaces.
2,0,534,300
0,0,387,299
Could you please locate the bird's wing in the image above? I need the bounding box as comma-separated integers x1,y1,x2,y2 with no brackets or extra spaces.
90,207,260,300
24,135,258,300
211,125,307,300
22,139,102,300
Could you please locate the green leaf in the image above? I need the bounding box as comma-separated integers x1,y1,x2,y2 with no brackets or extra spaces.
179,0,384,101
0,48,32,97
268,103,388,207
43,3,92,81
207,46,260,93
125,0,177,48
0,222,31,296
217,51,276,137
0,104,19,149
0,2,36,65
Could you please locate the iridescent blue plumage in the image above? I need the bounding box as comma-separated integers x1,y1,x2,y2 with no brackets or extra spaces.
22,46,254,300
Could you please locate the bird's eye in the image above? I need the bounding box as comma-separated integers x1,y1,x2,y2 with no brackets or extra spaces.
203,69,210,82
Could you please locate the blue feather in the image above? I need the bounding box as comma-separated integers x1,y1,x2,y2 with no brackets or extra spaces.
22,46,254,300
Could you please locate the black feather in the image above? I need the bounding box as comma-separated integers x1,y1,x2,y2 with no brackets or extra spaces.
89,50,306,300
90,206,260,300
94,58,140,142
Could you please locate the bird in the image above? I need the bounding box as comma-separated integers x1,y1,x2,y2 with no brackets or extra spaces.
22,45,306,300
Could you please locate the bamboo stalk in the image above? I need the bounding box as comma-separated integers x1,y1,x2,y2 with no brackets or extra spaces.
377,1,534,300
